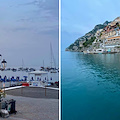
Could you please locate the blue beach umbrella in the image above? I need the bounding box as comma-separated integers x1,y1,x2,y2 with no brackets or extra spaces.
0,76,1,82
8,77,10,82
11,77,12,82
11,76,14,81
7,78,9,82
16,76,19,81
1,78,3,82
12,76,15,82
23,76,27,81
4,76,7,82
37,77,39,81
3,78,5,83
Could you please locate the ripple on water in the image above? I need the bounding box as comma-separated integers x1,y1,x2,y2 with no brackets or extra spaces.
62,52,120,120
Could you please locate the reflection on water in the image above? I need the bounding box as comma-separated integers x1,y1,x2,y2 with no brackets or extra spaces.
75,53,120,92
62,51,120,120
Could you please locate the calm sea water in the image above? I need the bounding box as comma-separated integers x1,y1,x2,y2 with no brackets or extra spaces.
62,51,120,120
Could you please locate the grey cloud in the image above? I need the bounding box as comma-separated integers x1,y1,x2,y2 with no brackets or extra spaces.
12,27,32,32
15,0,58,35
0,0,59,67
18,0,58,19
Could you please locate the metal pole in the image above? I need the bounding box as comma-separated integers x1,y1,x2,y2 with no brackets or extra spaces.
0,89,2,110
4,84,5,97
21,86,23,95
45,86,46,96
3,82,5,97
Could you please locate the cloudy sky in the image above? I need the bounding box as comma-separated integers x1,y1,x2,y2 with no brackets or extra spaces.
0,0,59,68
61,0,120,50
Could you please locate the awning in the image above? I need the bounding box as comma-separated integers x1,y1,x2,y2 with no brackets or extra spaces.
28,70,48,76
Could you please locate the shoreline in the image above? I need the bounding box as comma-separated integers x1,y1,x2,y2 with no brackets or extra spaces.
65,50,120,54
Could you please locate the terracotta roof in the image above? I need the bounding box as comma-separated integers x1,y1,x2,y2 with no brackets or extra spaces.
107,36,120,40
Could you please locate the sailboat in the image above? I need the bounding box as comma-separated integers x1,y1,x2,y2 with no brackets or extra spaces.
50,43,57,73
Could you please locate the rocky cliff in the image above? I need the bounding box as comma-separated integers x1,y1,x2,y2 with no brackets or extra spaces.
66,21,111,51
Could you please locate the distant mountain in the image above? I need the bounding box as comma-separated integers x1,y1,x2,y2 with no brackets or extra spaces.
66,21,111,51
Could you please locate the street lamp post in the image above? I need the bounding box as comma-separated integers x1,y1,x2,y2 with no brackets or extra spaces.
0,55,2,70
0,58,7,110
1,59,7,93
1,59,7,70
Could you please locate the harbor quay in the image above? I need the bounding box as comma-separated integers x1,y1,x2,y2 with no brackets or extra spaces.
0,87,59,120
6,87,59,99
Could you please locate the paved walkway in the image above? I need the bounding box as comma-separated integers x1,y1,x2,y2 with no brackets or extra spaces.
1,95,59,120
0,87,59,120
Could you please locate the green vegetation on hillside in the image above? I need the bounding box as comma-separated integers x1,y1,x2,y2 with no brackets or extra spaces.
83,37,96,47
66,20,111,51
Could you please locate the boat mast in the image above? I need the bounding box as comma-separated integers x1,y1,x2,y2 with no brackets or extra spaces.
50,43,53,68
52,50,56,69
22,59,24,77
50,43,56,69
22,59,24,69
43,60,44,68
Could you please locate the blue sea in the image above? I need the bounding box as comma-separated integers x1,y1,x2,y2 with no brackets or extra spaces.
62,51,120,120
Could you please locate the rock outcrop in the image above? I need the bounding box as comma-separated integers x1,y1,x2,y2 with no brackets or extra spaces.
66,20,111,51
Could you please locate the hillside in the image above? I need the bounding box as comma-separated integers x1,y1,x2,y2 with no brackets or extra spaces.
66,21,111,51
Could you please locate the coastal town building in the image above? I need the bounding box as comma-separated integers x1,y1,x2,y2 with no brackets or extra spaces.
103,30,120,47
83,17,120,54
67,17,120,54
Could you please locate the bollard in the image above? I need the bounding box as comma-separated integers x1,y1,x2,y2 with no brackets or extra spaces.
45,86,46,96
